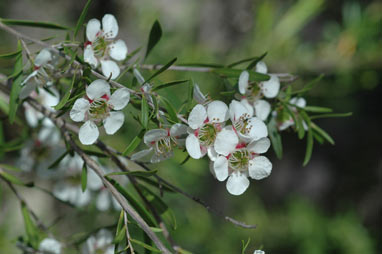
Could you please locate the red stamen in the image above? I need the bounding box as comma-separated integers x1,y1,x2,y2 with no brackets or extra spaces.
203,117,209,124
84,41,92,47
235,143,246,149
33,66,40,71
101,94,110,100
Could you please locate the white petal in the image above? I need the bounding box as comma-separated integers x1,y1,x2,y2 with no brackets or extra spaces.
214,127,238,156
188,104,207,129
20,82,37,99
40,88,60,109
238,71,249,95
96,190,111,211
35,49,52,67
39,238,61,254
87,168,103,190
86,79,110,100
193,83,207,104
144,129,168,145
131,148,153,161
79,121,99,145
255,61,268,74
133,68,145,84
96,229,113,246
186,134,202,159
247,137,270,154
226,172,250,195
109,39,127,61
245,117,268,141
254,99,271,121
108,88,130,110
70,98,90,122
207,146,218,161
279,118,294,131
170,123,188,138
102,14,118,39
229,100,249,122
290,97,306,108
84,45,98,68
86,18,101,42
248,156,272,180
213,156,229,181
24,103,40,127
262,75,280,98
207,100,228,123
240,99,254,117
103,111,124,135
73,187,91,207
101,60,120,80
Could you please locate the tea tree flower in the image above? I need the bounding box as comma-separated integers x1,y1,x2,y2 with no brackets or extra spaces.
275,97,307,131
186,101,229,159
39,238,62,254
229,100,268,142
254,250,265,254
70,79,130,145
81,229,115,254
131,123,188,163
213,128,272,195
84,14,128,79
254,99,271,121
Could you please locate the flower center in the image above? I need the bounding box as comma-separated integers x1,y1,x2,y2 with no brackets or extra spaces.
154,136,175,155
198,123,218,146
89,98,110,120
233,114,252,136
92,34,110,57
228,148,251,172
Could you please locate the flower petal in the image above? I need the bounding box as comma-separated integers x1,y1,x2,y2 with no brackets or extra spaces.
247,137,270,154
86,79,110,100
109,88,130,110
240,98,254,117
39,238,61,254
96,190,111,211
238,71,249,95
214,126,238,156
87,167,103,190
207,146,218,161
35,49,52,67
255,61,268,74
86,18,101,42
245,117,268,141
193,83,207,104
84,45,98,68
102,14,118,39
79,120,99,145
186,134,202,159
261,75,280,98
254,99,271,121
226,172,249,195
248,156,272,180
229,100,249,122
70,98,90,122
20,81,37,99
131,148,153,161
170,123,188,138
213,156,229,181
188,104,207,129
207,100,228,123
103,111,124,135
290,97,306,108
109,39,127,61
101,60,120,80
144,129,168,145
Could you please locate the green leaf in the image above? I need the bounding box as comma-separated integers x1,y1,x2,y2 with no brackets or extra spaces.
139,185,177,230
81,163,87,192
241,237,251,254
143,57,177,85
145,20,162,58
141,96,149,128
303,127,314,166
54,75,76,110
160,97,178,123
152,79,188,91
122,129,145,156
82,149,107,157
74,0,92,37
0,18,70,30
135,176,175,193
0,170,33,187
292,74,324,95
0,49,22,59
21,203,40,249
213,68,270,82
311,123,335,145
149,227,163,233
303,106,333,113
0,164,22,172
130,238,161,253
246,52,268,70
267,118,283,159
310,112,352,120
106,170,157,178
177,62,224,68
282,102,305,139
48,150,70,169
9,41,23,124
106,177,157,227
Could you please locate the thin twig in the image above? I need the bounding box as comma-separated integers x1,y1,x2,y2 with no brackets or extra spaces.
123,212,135,254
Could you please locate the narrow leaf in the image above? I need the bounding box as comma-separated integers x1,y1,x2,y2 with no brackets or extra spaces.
145,20,162,58
122,129,145,156
9,41,23,123
74,0,92,37
54,75,76,110
161,97,178,123
106,170,157,178
311,123,335,145
267,118,283,159
310,112,352,120
152,79,188,91
303,127,314,166
0,170,33,187
213,68,270,82
143,57,177,85
1,18,70,30
303,106,333,113
48,150,70,169
0,164,22,172
141,97,149,128
246,52,267,69
81,163,87,192
21,203,40,249
130,238,161,253
0,49,22,59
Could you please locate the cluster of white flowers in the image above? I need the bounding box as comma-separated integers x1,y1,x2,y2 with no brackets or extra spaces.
81,229,115,254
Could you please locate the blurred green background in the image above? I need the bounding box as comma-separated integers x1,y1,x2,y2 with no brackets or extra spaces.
0,0,381,253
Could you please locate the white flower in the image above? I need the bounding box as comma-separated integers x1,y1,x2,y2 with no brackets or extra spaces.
39,238,62,254
185,101,228,159
193,83,209,104
255,61,268,74
261,74,280,98
229,100,268,142
212,129,272,195
53,154,103,207
81,229,114,254
70,79,130,145
20,49,58,99
131,123,188,163
254,99,271,121
84,14,128,80
275,97,307,131
254,250,265,254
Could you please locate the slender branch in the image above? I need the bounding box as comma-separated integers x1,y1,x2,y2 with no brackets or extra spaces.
124,212,135,254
